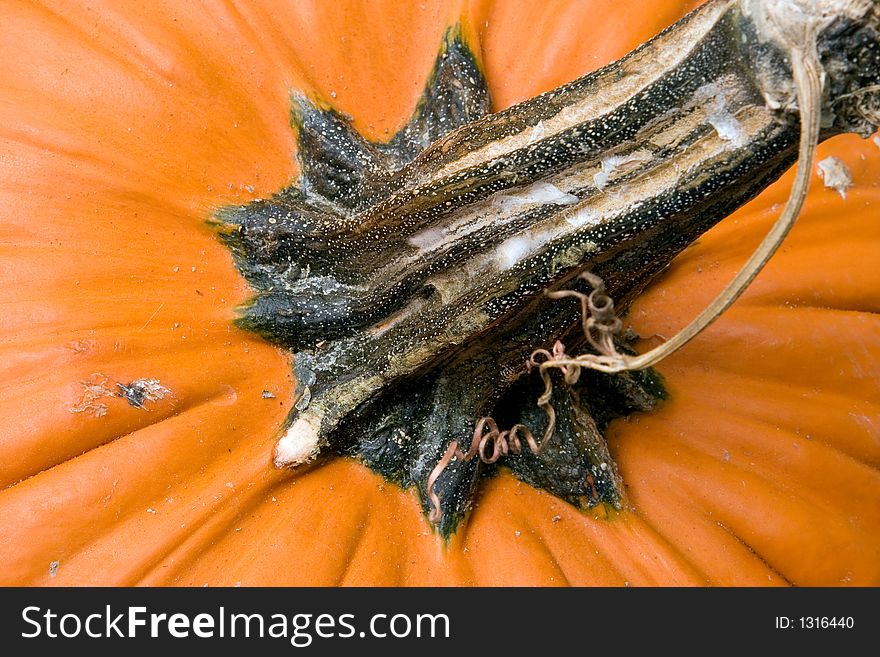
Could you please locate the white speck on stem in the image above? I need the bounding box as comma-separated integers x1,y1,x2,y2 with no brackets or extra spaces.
407,227,446,250
527,120,546,144
693,82,746,147
495,181,579,212
593,151,653,190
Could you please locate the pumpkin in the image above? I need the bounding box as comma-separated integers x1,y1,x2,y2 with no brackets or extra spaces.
1,0,878,587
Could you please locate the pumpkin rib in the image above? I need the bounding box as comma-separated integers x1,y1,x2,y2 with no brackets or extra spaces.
0,384,230,491
616,400,880,584
92,463,281,587
468,0,705,108
657,372,880,468
740,300,880,319
692,478,875,585
463,476,708,586
0,331,235,386
129,468,288,588
622,468,792,585
695,516,792,585
620,449,801,585
151,459,467,587
332,495,388,587
636,410,879,526
228,0,467,141
628,138,880,324
653,312,880,426
469,488,587,586
464,506,614,586
491,527,574,587
563,512,708,586
0,1,298,206
135,468,307,587
0,327,234,378
0,373,290,585
716,261,880,318
526,511,699,586
0,334,286,488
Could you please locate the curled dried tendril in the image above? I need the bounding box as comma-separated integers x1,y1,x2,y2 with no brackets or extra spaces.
543,272,624,362
426,416,554,524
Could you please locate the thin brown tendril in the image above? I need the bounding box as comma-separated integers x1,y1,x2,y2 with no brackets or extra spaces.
427,413,555,524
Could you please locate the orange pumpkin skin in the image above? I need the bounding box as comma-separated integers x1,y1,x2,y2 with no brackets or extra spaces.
0,0,877,586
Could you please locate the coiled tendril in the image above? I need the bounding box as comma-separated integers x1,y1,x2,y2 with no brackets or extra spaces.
426,414,555,524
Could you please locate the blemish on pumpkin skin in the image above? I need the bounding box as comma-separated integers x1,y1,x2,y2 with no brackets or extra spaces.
816,156,853,199
70,374,172,416
66,339,96,355
48,561,59,578
117,378,171,409
69,373,116,417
